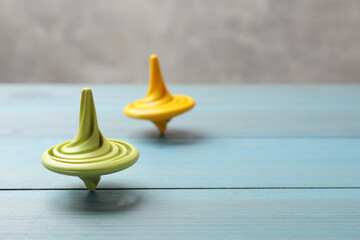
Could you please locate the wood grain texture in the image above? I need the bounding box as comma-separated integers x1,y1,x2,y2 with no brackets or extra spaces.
1,85,360,112
0,85,359,189
0,85,359,239
1,189,360,239
0,85,359,139
1,138,360,188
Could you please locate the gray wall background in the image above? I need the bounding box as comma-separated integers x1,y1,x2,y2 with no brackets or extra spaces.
0,0,359,84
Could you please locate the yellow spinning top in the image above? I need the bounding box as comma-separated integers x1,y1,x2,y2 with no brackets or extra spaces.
41,88,139,191
124,55,195,133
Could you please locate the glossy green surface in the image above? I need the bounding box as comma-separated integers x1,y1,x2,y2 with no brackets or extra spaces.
41,88,139,190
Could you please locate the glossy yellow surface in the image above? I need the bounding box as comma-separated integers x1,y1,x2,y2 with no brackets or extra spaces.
41,88,139,191
124,55,195,133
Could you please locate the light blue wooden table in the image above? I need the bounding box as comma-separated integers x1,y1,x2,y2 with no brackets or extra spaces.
0,84,360,239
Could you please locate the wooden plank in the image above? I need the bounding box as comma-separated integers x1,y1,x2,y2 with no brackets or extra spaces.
1,110,360,138
1,138,360,189
2,111,360,138
1,84,360,110
1,85,360,138
0,84,359,189
1,189,360,239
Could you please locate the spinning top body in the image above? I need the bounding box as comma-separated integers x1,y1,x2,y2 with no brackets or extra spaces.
41,88,139,191
124,55,195,133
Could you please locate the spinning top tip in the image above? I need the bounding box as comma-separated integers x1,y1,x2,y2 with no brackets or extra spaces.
153,119,170,134
80,176,101,191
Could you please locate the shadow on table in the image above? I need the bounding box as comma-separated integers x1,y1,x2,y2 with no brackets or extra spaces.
140,128,206,145
56,189,143,214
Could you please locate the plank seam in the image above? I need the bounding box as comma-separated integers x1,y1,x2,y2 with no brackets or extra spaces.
1,187,360,191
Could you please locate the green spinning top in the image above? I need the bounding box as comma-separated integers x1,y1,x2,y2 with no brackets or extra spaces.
41,88,139,191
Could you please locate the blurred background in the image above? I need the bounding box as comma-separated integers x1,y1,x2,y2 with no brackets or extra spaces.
0,0,359,84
